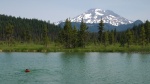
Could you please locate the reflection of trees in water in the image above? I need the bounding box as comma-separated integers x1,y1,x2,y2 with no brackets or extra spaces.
59,52,88,84
139,53,150,63
61,52,86,60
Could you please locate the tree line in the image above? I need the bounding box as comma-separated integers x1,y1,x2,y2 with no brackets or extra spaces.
59,18,150,48
0,14,150,49
0,14,61,46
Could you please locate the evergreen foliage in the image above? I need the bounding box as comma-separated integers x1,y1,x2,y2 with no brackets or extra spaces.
103,31,109,46
5,23,14,46
0,14,150,51
98,18,104,43
0,14,61,44
43,24,49,47
78,19,88,48
126,29,133,48
59,19,78,48
109,30,115,45
144,20,150,43
119,32,126,47
63,19,73,48
72,26,78,48
59,18,88,48
139,26,146,46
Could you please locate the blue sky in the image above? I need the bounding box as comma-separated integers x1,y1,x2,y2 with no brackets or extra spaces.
0,0,149,23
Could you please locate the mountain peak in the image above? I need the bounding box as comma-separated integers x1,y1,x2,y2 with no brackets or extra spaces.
56,8,134,26
88,8,103,12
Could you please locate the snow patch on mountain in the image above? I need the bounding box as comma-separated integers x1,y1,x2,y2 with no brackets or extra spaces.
56,8,134,26
84,13,91,19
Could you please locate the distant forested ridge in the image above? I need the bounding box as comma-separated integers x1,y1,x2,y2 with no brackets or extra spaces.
0,14,61,44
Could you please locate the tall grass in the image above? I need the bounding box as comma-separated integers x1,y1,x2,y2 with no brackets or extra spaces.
0,42,150,52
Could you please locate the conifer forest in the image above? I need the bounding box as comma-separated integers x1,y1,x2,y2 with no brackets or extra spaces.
0,14,150,52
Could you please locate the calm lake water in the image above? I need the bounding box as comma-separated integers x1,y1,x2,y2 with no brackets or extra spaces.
0,52,150,84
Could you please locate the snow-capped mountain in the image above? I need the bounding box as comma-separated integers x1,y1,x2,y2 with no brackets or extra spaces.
56,8,134,26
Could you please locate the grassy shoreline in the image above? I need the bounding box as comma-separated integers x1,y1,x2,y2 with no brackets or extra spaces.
0,43,150,53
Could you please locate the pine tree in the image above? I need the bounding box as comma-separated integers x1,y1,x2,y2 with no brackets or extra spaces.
109,30,115,45
78,18,88,48
43,24,49,48
139,26,146,46
60,18,73,48
144,20,150,43
26,24,32,42
58,29,65,44
26,29,32,42
131,30,136,45
114,28,117,43
23,24,31,42
5,23,14,46
103,31,109,46
98,18,104,43
119,32,126,47
72,26,78,48
126,29,133,48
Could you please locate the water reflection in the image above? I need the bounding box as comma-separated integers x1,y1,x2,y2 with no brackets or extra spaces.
59,52,87,84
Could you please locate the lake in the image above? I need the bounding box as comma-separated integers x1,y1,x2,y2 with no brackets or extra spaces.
0,52,150,84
